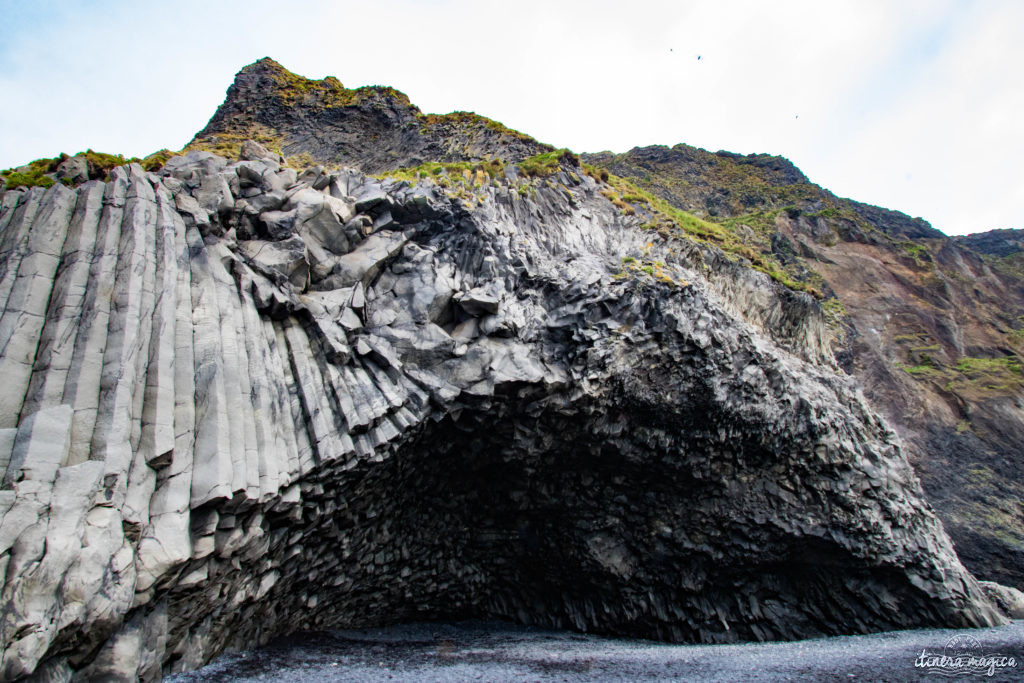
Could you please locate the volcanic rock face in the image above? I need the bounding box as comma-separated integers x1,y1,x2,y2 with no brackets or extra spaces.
190,58,552,173
583,144,1024,590
0,135,1006,679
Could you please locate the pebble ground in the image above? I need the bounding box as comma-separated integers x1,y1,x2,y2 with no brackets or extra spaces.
168,619,1024,682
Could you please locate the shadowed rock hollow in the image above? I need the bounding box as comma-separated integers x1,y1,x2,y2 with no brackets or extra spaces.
0,60,1012,680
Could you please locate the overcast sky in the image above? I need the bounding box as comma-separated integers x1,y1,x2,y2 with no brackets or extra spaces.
1,0,1021,236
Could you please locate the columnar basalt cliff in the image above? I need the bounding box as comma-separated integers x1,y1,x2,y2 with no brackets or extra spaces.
0,59,1016,680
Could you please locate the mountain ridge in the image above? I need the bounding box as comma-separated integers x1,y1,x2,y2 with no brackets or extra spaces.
187,57,552,173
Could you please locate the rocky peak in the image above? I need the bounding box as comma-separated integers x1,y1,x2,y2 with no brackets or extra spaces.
190,59,552,174
582,144,815,223
710,148,809,185
955,228,1024,257
234,55,298,81
221,56,415,114
843,198,942,240
585,144,808,189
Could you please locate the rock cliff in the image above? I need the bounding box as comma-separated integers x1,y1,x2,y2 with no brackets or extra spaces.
0,60,1013,679
583,144,1024,590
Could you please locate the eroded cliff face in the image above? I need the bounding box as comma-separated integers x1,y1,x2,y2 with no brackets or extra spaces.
584,144,1024,590
0,134,1006,680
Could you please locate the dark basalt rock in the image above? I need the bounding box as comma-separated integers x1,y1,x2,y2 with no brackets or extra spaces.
191,58,552,174
0,144,1005,680
844,199,943,240
955,228,1024,258
584,144,1024,594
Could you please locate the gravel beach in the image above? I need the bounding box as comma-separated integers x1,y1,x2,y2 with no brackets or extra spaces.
168,619,1024,682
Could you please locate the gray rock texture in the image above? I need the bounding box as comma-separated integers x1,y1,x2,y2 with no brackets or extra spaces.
980,581,1024,619
583,144,1024,592
0,143,1006,680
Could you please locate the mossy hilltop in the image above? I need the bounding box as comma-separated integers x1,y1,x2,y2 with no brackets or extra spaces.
188,57,552,174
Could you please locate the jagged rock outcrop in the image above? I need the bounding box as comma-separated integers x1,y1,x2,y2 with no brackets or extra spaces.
189,58,551,173
0,133,1007,680
584,144,1024,591
955,228,1024,259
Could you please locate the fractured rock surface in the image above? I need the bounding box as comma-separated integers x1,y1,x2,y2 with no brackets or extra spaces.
584,144,1024,591
0,148,1005,680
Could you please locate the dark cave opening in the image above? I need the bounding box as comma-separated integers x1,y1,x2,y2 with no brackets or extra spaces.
200,387,961,650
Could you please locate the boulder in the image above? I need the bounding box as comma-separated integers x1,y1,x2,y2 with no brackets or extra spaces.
237,237,309,289
286,187,356,255
455,285,501,316
54,156,89,184
322,230,408,289
979,581,1024,619
239,139,276,162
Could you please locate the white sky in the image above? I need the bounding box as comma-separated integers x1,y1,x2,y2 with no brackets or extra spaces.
1,0,1022,235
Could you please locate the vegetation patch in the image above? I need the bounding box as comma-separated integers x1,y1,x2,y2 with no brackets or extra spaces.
619,254,687,288
955,355,1022,375
419,111,540,146
900,362,944,377
378,159,506,187
2,149,151,188
820,297,848,330
899,240,934,268
260,61,412,110
901,353,1024,398
821,297,846,318
600,189,635,216
285,152,318,170
140,149,181,172
187,123,285,159
519,149,578,178
599,173,822,297
582,162,609,183
1,159,59,188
